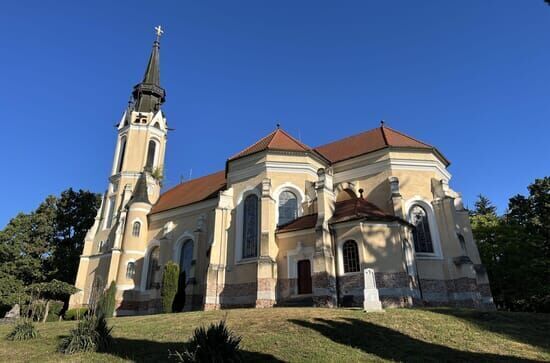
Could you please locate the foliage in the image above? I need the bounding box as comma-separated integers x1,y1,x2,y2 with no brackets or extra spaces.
57,314,112,354
5,320,38,341
48,189,101,283
471,177,550,312
170,320,242,363
0,189,98,320
0,272,28,317
96,281,117,318
64,307,88,321
46,300,64,322
27,279,78,322
151,166,164,187
161,262,180,313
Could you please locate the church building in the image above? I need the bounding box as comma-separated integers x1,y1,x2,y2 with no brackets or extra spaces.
70,30,494,315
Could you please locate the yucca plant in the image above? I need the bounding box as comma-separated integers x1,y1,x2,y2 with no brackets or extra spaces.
170,320,242,362
5,319,39,341
58,314,113,354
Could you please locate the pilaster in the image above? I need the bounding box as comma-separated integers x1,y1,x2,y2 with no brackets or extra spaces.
312,168,337,307
256,178,277,308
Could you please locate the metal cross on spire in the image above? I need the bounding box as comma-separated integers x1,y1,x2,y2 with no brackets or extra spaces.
155,25,164,42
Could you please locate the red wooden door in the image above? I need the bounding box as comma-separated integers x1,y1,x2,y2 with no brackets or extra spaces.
297,260,312,294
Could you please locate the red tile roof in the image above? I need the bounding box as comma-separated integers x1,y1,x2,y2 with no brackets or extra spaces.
276,213,318,233
277,196,410,233
329,196,401,224
151,170,226,214
314,125,447,165
229,128,312,161
151,124,448,214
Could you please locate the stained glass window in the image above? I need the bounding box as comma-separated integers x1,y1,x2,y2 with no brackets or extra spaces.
179,240,193,285
243,194,259,259
410,205,434,253
146,246,160,289
278,191,298,225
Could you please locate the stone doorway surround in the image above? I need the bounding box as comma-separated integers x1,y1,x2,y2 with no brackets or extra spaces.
286,242,314,297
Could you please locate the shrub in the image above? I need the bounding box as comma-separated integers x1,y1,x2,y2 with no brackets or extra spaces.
58,314,113,354
64,307,88,321
161,262,180,313
6,320,39,341
96,281,116,318
46,300,64,322
170,320,242,362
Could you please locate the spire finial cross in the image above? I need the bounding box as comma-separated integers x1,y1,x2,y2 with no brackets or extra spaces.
155,25,164,41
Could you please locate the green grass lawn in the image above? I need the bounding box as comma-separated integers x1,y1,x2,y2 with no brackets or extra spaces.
0,307,548,362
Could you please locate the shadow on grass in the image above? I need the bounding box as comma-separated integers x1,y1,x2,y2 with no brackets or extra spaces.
101,337,283,362
426,308,550,352
289,317,539,362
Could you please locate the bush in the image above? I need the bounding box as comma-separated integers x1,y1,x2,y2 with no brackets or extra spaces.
6,320,39,341
58,314,113,354
46,300,64,322
170,320,242,362
64,307,88,321
161,262,180,313
96,281,116,318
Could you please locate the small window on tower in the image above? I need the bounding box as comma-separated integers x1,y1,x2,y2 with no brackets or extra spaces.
132,221,141,237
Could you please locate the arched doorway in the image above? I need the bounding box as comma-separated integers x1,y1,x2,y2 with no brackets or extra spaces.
297,260,312,295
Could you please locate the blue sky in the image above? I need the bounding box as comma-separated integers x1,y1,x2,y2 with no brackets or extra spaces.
0,1,549,227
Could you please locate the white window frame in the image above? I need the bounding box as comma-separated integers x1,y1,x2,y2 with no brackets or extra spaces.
235,187,261,264
273,183,305,226
405,197,443,259
337,239,364,276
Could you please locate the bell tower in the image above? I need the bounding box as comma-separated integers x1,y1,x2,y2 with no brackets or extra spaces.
70,27,168,309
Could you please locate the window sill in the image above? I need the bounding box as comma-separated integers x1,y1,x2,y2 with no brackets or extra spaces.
415,253,443,261
235,257,259,265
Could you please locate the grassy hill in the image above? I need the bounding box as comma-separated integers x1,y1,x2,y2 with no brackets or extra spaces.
0,307,548,362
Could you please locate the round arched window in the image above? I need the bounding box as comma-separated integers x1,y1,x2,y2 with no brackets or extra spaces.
278,191,298,225
409,205,434,253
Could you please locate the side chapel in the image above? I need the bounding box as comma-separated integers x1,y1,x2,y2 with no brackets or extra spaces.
70,29,494,315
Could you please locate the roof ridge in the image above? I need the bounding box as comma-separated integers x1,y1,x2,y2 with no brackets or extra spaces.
160,169,225,194
314,127,379,150
380,125,389,146
229,129,278,160
272,128,311,150
381,125,432,148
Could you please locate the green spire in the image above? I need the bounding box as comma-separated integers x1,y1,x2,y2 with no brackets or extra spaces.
132,26,166,113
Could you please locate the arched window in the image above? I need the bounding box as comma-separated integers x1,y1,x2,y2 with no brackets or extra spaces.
457,233,467,254
98,240,104,253
278,191,298,225
342,240,360,273
179,240,193,285
132,221,141,237
409,205,434,253
126,261,136,279
146,246,160,289
145,140,157,169
242,194,259,259
117,137,127,173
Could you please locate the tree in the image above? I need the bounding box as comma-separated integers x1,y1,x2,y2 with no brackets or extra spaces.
0,188,100,312
0,197,56,284
27,279,78,322
49,189,101,283
471,177,550,312
161,262,180,313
